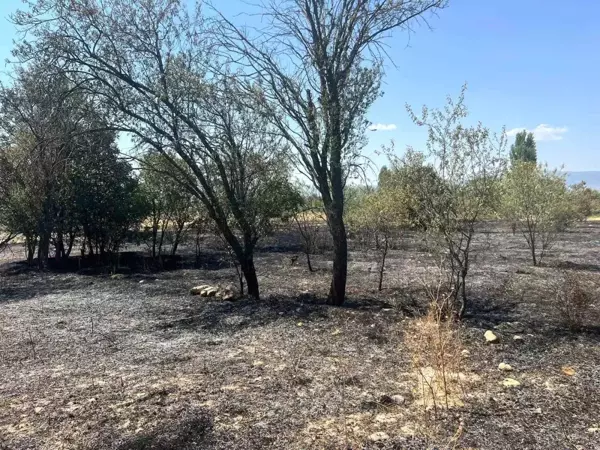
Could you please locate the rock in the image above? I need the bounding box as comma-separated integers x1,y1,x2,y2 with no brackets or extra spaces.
588,427,600,433
513,335,524,342
139,280,145,284
461,349,471,357
190,285,210,295
498,362,513,372
502,378,521,387
390,394,405,405
369,432,390,442
221,291,236,301
201,287,219,297
534,407,542,414
561,366,576,376
484,330,499,343
379,394,405,406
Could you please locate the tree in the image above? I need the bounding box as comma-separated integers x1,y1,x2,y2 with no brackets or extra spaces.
502,162,575,266
218,0,447,305
0,62,104,267
390,86,506,318
14,0,299,298
510,130,537,164
347,185,408,291
569,181,600,221
70,134,147,260
139,152,197,259
292,188,326,273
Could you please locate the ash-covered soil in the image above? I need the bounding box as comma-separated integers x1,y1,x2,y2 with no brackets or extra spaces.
0,224,599,449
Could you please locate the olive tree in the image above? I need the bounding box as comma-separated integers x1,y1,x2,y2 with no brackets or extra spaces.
502,162,574,266
389,86,506,318
13,0,299,297
218,0,447,305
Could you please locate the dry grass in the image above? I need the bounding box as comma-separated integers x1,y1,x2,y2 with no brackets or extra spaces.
0,223,599,449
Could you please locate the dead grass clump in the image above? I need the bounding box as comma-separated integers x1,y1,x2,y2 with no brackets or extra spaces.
405,296,465,417
553,271,594,330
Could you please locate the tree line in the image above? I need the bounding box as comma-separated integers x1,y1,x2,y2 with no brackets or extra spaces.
0,0,596,317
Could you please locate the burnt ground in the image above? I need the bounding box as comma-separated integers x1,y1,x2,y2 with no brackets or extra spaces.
0,224,599,449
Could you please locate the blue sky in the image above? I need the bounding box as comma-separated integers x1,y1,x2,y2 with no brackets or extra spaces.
0,0,598,171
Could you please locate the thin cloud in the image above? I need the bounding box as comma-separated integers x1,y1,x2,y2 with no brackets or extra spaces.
369,123,397,132
506,124,568,141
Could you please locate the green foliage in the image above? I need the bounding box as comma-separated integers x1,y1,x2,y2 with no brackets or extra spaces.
569,181,600,220
139,152,198,257
510,130,537,164
396,85,507,317
502,162,575,265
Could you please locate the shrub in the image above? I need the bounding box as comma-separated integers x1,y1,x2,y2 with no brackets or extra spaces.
553,271,594,331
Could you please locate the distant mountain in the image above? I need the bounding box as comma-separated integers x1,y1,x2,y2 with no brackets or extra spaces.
566,171,600,190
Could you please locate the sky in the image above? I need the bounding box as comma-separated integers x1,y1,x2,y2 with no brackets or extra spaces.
0,0,598,172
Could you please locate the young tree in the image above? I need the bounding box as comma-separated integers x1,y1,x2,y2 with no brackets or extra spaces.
390,86,506,318
139,152,197,259
502,162,575,266
218,0,447,305
292,191,326,273
347,186,408,291
510,130,537,164
14,0,299,298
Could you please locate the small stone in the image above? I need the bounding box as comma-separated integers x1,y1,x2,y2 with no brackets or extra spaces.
222,291,236,301
390,394,405,405
502,378,521,387
139,280,145,284
461,349,470,357
484,330,499,343
534,407,542,414
498,362,513,372
252,360,264,367
513,335,524,341
561,366,576,376
588,427,600,433
369,431,390,442
34,407,43,414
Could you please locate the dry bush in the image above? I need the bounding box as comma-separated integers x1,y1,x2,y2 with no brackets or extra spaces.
405,296,466,418
553,271,594,330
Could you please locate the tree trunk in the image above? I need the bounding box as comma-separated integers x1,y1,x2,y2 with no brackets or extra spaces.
171,220,185,256
25,235,37,266
37,231,51,270
305,251,313,272
327,211,347,305
378,236,388,292
240,256,259,299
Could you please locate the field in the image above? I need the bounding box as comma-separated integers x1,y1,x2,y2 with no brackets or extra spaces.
0,223,599,449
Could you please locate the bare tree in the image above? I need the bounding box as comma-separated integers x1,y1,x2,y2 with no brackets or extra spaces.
13,0,299,297
217,0,446,304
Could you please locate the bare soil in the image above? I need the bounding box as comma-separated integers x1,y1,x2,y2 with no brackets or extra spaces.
0,224,599,449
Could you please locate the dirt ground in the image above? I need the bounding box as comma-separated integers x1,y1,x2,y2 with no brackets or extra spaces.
0,224,599,449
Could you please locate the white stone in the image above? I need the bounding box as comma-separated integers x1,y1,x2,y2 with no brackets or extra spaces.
484,330,499,343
